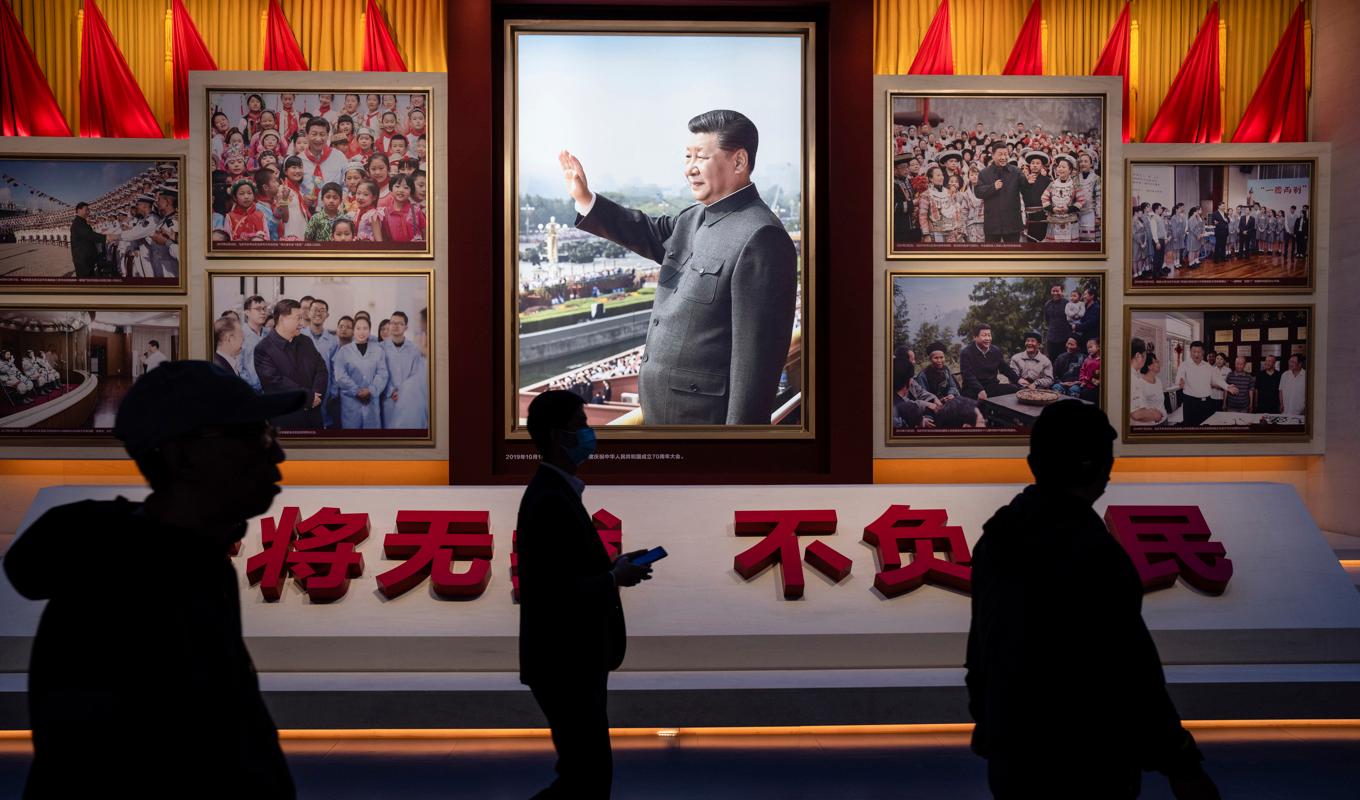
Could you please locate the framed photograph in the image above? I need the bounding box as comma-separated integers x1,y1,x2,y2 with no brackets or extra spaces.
1125,158,1315,293
504,20,814,438
0,304,186,444
1124,305,1312,443
0,139,186,293
203,87,433,258
886,89,1107,259
886,271,1106,445
207,270,434,446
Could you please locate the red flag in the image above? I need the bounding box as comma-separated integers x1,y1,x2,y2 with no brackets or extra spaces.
1003,0,1043,76
1092,2,1132,143
363,0,408,72
264,0,308,71
79,0,162,137
0,0,72,136
1232,3,1307,142
908,0,953,75
171,0,217,140
1144,2,1222,143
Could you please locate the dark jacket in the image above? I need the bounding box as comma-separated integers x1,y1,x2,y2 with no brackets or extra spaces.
958,344,1019,398
213,352,238,375
253,330,326,429
1042,297,1070,345
517,466,626,685
3,498,294,798
976,163,1025,235
578,186,797,424
69,216,105,277
1076,299,1101,344
965,485,1202,777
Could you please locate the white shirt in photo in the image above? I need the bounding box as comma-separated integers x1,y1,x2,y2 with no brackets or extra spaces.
1280,368,1307,417
1175,359,1229,400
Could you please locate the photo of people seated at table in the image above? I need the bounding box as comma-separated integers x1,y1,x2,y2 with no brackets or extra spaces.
0,158,180,287
206,91,430,254
0,308,181,438
1129,161,1312,289
1127,307,1310,439
889,274,1103,440
209,274,431,439
889,93,1104,255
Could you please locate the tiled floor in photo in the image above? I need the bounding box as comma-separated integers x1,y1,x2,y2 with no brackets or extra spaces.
1,725,1357,799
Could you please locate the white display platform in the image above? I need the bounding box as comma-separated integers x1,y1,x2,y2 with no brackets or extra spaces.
3,482,1358,727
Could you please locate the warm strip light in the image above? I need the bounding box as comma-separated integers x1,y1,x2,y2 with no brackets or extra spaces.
1340,560,1360,569
3,720,1358,741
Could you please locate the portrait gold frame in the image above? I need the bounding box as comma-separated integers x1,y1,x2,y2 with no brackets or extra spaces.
0,302,189,447
883,270,1108,447
501,19,817,440
883,88,1110,262
201,83,435,261
1122,157,1318,295
204,268,437,449
1121,303,1314,445
0,145,188,295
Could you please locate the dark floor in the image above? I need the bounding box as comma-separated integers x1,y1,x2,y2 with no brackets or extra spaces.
1,726,1357,799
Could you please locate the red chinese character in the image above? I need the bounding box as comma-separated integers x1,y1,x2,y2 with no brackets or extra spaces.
376,511,493,599
512,508,623,602
1104,506,1233,594
733,510,851,599
862,505,972,596
245,507,369,602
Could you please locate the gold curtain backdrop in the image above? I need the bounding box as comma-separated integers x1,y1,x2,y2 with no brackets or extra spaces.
8,0,448,136
874,0,1312,141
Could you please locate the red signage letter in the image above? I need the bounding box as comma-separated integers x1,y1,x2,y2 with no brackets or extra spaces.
376,510,493,599
733,510,851,599
862,505,972,596
1104,505,1233,594
246,506,369,602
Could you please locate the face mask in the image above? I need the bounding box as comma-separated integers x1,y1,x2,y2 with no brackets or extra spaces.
565,426,597,466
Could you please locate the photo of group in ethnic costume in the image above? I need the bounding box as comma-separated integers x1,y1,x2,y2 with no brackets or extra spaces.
888,93,1105,256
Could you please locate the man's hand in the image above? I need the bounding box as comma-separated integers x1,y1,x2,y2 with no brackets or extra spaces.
1226,385,1239,395
1019,379,1031,389
312,392,322,408
978,390,988,401
559,150,592,208
611,550,653,588
993,179,1004,190
391,389,399,402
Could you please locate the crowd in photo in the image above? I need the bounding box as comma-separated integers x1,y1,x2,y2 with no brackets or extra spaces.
892,283,1102,432
540,347,644,404
1133,200,1311,277
1128,337,1307,428
208,92,428,244
0,349,63,406
214,295,429,431
0,163,179,279
891,119,1102,245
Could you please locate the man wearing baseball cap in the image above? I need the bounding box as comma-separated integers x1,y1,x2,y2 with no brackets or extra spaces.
3,361,304,797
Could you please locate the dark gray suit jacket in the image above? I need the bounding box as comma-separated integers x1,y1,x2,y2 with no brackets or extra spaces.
976,163,1025,235
577,184,797,424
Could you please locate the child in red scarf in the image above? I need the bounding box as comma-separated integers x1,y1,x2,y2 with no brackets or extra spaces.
377,174,425,243
225,181,269,242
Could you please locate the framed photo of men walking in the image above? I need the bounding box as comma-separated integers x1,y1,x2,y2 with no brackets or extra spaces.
0,137,187,294
205,269,435,448
884,79,1113,260
885,271,1107,446
1124,305,1313,444
1124,149,1321,293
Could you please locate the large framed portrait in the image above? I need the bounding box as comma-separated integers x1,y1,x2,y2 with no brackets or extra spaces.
504,20,814,438
0,136,187,293
885,86,1109,259
1124,305,1313,443
201,85,433,258
0,304,186,444
206,270,434,446
1126,157,1316,293
886,271,1106,445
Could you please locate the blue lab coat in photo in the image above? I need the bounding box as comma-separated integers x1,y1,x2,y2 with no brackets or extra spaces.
381,339,425,428
332,341,388,429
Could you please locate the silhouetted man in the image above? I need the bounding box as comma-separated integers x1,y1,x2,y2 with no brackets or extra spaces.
965,402,1220,799
517,390,653,798
69,202,105,278
3,361,303,798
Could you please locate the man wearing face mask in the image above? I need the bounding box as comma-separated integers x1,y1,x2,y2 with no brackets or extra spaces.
559,109,797,425
966,403,1220,800
517,390,654,798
